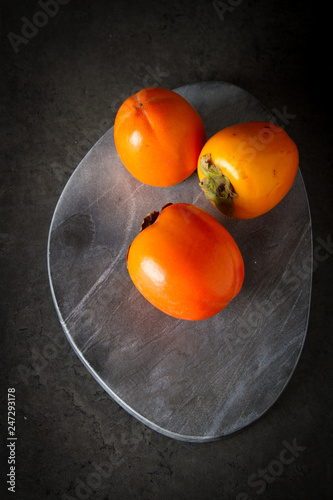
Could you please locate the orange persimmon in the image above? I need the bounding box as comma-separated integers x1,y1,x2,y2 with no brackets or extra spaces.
126,203,244,321
198,121,299,219
114,87,206,187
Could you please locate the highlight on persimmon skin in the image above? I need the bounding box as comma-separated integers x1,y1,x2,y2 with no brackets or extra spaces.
198,121,299,219
126,203,245,321
114,87,206,187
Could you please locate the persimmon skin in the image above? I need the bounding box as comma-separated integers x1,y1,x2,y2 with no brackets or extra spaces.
114,87,206,187
198,121,299,219
126,203,244,321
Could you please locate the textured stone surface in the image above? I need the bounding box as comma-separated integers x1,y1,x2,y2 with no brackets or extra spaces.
48,81,312,441
1,0,332,498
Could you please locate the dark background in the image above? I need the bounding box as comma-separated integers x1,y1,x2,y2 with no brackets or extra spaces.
1,0,332,499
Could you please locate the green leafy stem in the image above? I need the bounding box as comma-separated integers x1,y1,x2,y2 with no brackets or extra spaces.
199,154,238,217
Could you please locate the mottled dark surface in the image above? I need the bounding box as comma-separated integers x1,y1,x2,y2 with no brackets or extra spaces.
1,0,332,499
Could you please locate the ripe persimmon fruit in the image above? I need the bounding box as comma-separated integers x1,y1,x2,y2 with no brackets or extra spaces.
126,203,244,320
114,87,206,187
198,121,299,219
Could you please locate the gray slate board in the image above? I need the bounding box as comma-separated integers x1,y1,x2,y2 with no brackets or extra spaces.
47,81,312,442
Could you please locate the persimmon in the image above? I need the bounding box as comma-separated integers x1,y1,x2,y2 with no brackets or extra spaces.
126,203,244,321
114,87,206,187
198,121,299,219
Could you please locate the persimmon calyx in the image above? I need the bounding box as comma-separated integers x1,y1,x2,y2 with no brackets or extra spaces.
127,206,167,263
140,203,173,231
199,154,238,217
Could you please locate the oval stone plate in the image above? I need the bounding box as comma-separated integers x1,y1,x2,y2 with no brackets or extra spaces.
47,81,312,442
